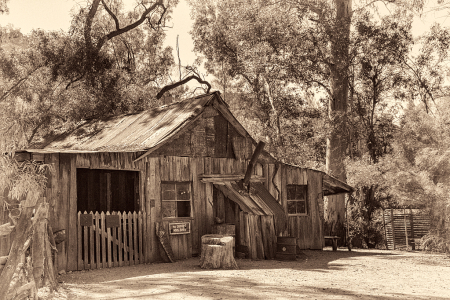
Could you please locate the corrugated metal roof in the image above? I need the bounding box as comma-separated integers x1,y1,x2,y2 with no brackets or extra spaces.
39,93,216,152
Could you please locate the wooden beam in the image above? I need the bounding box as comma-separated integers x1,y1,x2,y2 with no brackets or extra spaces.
200,174,266,183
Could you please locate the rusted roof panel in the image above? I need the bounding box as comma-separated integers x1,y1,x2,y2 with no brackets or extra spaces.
40,93,216,152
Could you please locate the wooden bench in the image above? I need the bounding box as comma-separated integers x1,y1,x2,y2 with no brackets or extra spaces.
324,236,340,251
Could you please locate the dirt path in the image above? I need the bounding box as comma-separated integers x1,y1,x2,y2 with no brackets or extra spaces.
42,248,450,300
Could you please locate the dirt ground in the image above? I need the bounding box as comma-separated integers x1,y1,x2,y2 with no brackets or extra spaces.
40,247,450,300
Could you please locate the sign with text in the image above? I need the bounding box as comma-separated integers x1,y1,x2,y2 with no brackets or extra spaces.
169,222,191,235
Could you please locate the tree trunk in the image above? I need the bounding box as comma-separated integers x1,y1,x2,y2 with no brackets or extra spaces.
0,204,47,300
324,0,352,245
32,207,47,288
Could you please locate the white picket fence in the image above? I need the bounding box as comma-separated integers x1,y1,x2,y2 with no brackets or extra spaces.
77,211,145,270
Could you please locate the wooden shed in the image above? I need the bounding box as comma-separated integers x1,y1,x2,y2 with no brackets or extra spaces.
383,208,430,250
4,92,352,271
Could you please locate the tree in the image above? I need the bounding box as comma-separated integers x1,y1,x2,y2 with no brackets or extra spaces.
189,0,329,167
0,1,180,297
381,100,450,252
189,0,430,243
0,1,179,146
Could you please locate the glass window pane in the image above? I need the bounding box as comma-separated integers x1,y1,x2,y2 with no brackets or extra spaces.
162,183,176,200
287,201,296,214
177,201,191,218
297,201,306,214
287,185,296,200
162,201,176,218
295,185,306,200
177,183,190,200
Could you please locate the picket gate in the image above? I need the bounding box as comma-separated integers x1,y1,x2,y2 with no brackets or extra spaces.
77,211,145,270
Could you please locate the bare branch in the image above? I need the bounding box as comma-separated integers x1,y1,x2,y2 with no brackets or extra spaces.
156,75,212,99
96,0,166,51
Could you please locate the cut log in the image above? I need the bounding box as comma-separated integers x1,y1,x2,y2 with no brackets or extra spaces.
200,234,238,269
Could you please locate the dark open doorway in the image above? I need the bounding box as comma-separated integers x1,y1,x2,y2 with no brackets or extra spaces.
77,169,139,213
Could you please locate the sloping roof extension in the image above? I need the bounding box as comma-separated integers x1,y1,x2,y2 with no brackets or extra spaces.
322,174,354,196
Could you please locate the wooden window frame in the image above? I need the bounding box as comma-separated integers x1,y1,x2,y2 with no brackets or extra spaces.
161,181,193,219
287,184,308,216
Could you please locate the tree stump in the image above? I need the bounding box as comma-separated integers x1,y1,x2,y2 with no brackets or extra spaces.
200,234,238,269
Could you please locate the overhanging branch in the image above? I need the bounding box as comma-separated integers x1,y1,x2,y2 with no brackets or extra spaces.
156,75,212,99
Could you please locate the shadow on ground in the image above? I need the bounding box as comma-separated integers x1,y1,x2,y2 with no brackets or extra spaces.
56,249,447,300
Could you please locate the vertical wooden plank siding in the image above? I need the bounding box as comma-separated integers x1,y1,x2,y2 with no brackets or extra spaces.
190,158,202,255
154,158,161,258
44,154,59,232
146,158,156,262
281,165,287,215
205,183,214,235
283,167,324,250
312,170,324,249
68,155,78,271
58,153,70,271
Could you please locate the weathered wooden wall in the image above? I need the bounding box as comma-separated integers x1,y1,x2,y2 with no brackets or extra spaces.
261,164,325,250
150,112,253,160
4,150,326,271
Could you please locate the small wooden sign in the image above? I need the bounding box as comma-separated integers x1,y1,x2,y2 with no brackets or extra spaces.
169,222,191,235
106,215,120,228
80,214,93,227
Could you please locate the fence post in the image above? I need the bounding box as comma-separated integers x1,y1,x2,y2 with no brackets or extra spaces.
390,209,396,250
403,209,408,248
409,208,415,250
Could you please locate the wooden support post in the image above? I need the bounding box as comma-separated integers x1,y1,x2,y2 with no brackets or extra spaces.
403,209,409,248
409,208,415,250
390,209,396,250
382,209,388,250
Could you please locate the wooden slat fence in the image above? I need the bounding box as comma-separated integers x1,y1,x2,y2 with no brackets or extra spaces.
383,209,430,250
77,211,145,270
